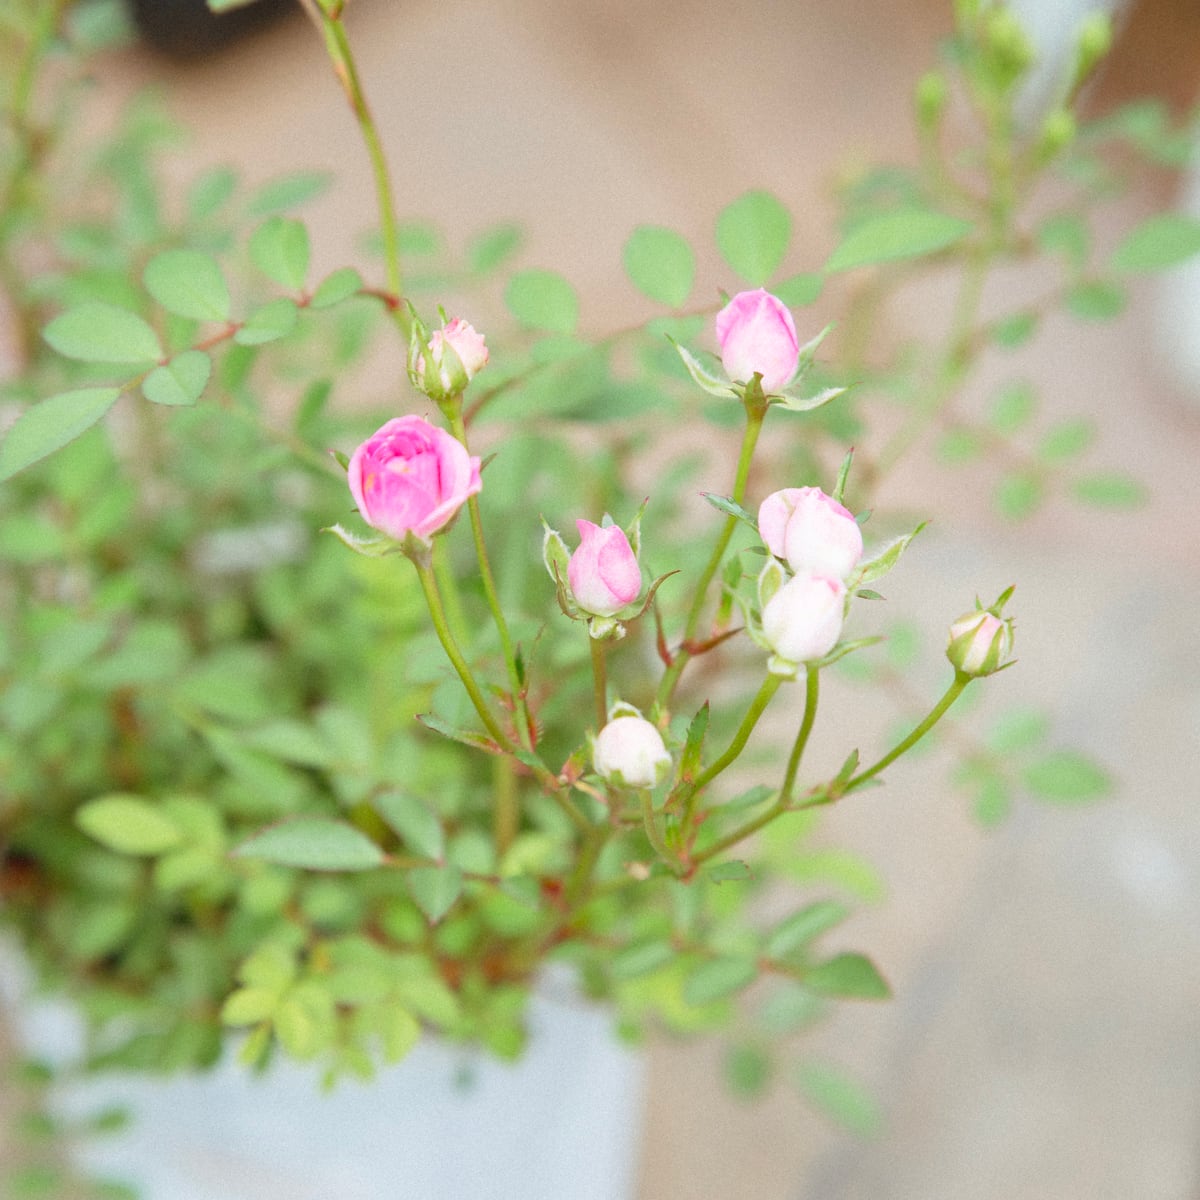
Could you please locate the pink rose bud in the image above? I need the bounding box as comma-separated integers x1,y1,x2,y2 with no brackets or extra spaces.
946,610,1013,677
415,318,489,395
761,572,846,664
758,487,863,581
567,520,642,618
347,415,481,542
594,716,671,789
715,288,800,394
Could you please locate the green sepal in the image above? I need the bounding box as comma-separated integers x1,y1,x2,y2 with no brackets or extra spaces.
832,448,854,505
812,636,884,669
669,337,737,398
623,498,648,559
767,653,800,679
851,522,927,588
680,702,710,782
322,523,402,558
772,384,849,414
541,520,570,584
587,615,625,641
701,492,758,534
757,558,785,610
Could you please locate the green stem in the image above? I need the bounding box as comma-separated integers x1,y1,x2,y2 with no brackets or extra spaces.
432,538,470,647
589,637,608,731
447,406,535,752
779,666,820,805
310,5,408,329
847,671,971,792
639,789,681,874
564,825,611,905
656,409,764,710
492,755,518,858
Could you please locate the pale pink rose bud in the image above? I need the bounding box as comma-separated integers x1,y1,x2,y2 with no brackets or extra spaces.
347,414,481,542
758,487,863,581
761,572,846,664
567,520,642,617
715,288,800,393
594,716,671,789
415,318,489,395
946,610,1013,677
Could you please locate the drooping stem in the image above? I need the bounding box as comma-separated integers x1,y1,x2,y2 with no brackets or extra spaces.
847,670,971,791
656,408,764,710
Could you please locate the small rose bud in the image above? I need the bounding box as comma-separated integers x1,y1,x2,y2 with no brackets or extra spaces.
758,487,863,581
715,289,800,394
568,520,642,618
594,715,671,789
412,317,489,398
946,609,1013,677
347,414,481,543
761,572,846,665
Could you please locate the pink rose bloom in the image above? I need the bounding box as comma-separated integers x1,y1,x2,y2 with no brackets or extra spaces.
568,520,641,617
347,415,481,542
946,610,1013,677
417,318,489,394
761,572,846,664
758,487,863,580
715,289,800,393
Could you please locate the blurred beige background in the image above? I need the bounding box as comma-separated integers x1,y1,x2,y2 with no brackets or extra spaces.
8,0,1200,1196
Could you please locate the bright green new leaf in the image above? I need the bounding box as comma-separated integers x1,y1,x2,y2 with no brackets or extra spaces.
990,380,1036,434
142,351,211,407
772,272,824,307
246,170,332,217
765,901,850,960
994,473,1043,520
1072,472,1146,508
235,298,299,345
374,791,444,861
1022,751,1111,802
0,387,121,481
610,939,675,981
1111,213,1200,273
1066,280,1126,321
309,267,363,309
143,249,231,321
683,955,758,1006
504,269,579,334
796,1061,882,1136
233,818,385,871
249,217,310,291
44,302,162,364
468,223,522,275
716,190,791,285
187,165,237,221
1038,417,1094,461
76,794,183,856
825,209,972,273
990,311,1038,348
406,864,464,924
623,225,695,308
806,952,890,999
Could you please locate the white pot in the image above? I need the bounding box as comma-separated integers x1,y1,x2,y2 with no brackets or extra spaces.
3,955,645,1200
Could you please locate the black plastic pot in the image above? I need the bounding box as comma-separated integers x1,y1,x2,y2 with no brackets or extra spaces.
128,0,294,59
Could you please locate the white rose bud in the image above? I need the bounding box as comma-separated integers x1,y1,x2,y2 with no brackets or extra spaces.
761,572,846,666
946,610,1013,677
593,716,671,789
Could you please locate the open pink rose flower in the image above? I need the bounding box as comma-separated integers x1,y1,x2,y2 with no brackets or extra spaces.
758,486,863,581
568,520,641,617
347,415,481,542
715,289,800,393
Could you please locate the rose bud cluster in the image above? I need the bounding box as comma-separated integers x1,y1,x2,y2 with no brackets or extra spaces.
755,485,864,672
593,714,671,789
716,288,800,395
347,414,481,545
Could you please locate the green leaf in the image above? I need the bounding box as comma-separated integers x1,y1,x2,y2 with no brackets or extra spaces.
406,864,464,923
235,297,299,345
246,170,331,217
680,702,710,781
1111,213,1200,273
187,165,237,221
1022,751,1111,803
623,226,695,307
234,818,385,871
765,901,849,959
716,190,791,285
1038,417,1094,461
852,523,925,587
994,473,1043,520
772,272,823,307
142,350,211,407
220,986,278,1026
708,860,753,883
701,492,758,533
936,428,982,464
611,939,675,981
1037,212,1088,268
0,387,121,480
796,1062,881,1136
143,249,231,322
806,952,890,999
825,209,972,273
990,311,1038,348
76,794,183,856
374,791,444,861
724,1043,772,1098
504,269,578,333
1066,280,1125,321
468,223,523,275
986,707,1049,753
683,955,758,1006
44,302,161,364
1072,472,1146,508
990,380,1036,434
249,217,310,291
309,267,363,309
